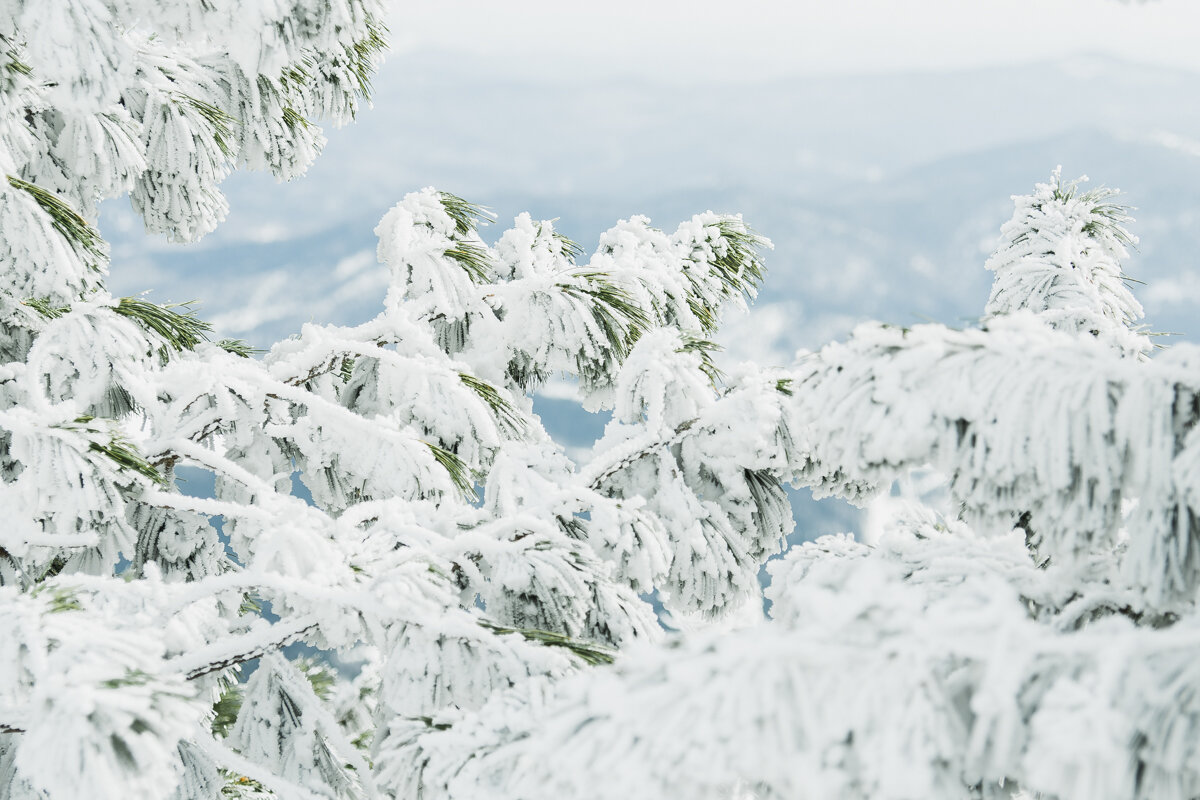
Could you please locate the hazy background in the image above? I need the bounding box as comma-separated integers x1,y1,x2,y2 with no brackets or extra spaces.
101,1,1200,539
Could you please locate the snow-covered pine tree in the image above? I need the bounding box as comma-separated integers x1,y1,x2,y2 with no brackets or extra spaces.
389,172,1200,800
4,3,1195,800
0,4,794,798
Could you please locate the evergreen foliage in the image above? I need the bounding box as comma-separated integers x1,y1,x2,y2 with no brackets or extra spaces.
1,5,1198,800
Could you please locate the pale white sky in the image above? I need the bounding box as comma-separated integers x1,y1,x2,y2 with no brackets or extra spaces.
390,0,1200,80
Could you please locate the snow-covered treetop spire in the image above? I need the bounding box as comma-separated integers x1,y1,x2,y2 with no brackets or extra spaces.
985,167,1149,357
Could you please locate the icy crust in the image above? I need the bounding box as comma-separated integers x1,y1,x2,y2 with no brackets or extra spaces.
394,521,1200,800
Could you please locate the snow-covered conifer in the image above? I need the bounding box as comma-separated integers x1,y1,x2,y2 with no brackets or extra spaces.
3,3,1197,798
390,172,1200,800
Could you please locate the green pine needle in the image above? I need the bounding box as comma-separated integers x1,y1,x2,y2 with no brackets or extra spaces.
559,271,651,357
481,621,616,666
424,441,478,502
7,175,105,260
439,192,495,236
553,231,585,262
64,418,164,484
281,63,311,90
30,585,83,614
412,716,453,732
774,377,794,396
676,336,724,386
710,218,769,298
459,373,526,434
100,669,152,689
281,106,312,132
211,682,243,737
295,657,336,700
22,296,70,319
346,18,389,100
115,297,212,353
238,593,263,616
2,49,31,77
216,338,262,358
88,436,166,485
444,243,492,283
178,94,238,158
1046,172,1137,250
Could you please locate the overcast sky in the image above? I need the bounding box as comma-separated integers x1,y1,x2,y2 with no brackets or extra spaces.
390,0,1200,80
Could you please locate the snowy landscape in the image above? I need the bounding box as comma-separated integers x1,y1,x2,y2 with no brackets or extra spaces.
5,1,1200,798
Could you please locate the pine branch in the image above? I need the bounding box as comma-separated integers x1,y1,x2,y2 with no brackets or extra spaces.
176,615,320,681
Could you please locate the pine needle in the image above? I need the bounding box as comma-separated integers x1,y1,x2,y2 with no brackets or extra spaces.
30,585,83,614
459,373,526,434
443,243,492,283
281,106,312,132
439,192,495,235
177,94,238,158
211,682,243,737
559,271,652,356
480,621,616,666
216,338,263,358
676,335,724,387
423,441,478,502
115,297,212,353
7,175,105,260
22,296,70,319
88,436,167,485
345,18,388,100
